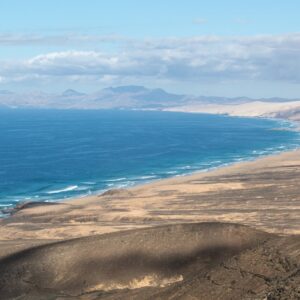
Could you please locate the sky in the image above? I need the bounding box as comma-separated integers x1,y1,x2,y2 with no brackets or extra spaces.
1,0,300,97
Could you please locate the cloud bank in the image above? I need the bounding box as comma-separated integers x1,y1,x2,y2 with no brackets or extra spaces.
1,33,300,86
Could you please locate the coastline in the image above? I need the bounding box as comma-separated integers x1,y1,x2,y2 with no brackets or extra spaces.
0,113,299,224
62,142,300,203
2,112,299,211
1,146,300,243
0,113,299,243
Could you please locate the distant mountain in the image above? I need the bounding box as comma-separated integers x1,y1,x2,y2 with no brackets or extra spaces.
86,86,188,109
134,88,184,103
61,89,86,97
0,85,299,121
104,85,148,94
100,86,186,108
0,86,187,109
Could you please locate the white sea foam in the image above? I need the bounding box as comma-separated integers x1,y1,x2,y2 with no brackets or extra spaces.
106,178,127,182
0,204,12,207
139,175,157,180
177,165,193,170
46,185,78,194
76,186,90,191
166,171,178,174
106,183,115,187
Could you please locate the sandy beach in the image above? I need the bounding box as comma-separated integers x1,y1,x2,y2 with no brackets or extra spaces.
0,148,300,245
0,145,300,299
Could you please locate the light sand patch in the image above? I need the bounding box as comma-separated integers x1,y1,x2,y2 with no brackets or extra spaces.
152,182,245,194
86,274,184,292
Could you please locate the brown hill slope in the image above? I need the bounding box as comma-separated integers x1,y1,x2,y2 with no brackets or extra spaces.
0,222,299,300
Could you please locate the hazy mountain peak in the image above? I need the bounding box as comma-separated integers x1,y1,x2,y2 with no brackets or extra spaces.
106,85,148,94
61,89,85,97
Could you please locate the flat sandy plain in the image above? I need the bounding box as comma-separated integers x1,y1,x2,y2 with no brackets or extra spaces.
0,148,300,299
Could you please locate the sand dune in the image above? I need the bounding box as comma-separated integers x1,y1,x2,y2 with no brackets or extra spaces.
164,100,300,120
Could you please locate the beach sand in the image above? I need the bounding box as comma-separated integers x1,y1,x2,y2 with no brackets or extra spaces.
0,149,300,299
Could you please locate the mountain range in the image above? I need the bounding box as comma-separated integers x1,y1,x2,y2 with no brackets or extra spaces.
1,85,300,120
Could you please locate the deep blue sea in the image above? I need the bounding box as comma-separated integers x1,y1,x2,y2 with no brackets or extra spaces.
0,109,300,212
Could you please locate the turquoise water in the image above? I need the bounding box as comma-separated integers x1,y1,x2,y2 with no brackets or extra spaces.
0,109,299,211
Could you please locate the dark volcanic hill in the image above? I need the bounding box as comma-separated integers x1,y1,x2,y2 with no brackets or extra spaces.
0,222,299,299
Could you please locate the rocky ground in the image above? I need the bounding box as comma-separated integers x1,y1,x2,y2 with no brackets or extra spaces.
0,223,299,300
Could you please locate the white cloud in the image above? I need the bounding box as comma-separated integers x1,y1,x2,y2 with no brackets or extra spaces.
1,34,300,85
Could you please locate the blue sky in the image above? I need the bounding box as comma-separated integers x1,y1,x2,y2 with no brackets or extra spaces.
1,0,300,97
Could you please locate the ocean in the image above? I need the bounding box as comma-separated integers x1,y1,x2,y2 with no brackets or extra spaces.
0,109,299,212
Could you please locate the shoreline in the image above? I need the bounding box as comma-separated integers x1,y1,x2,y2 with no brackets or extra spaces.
1,113,300,240
60,143,300,204
77,116,300,199
2,113,300,214
1,146,300,241
2,137,299,217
